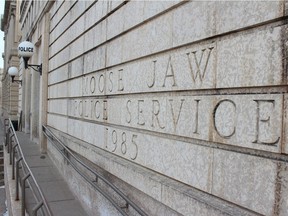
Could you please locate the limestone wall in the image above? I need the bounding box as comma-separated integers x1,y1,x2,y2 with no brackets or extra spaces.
47,1,288,215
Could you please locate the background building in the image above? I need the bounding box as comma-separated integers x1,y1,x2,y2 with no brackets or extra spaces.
2,1,288,215
1,0,20,127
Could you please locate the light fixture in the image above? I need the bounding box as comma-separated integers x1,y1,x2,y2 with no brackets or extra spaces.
8,67,22,85
18,41,42,75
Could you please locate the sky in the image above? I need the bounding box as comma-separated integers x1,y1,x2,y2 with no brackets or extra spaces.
0,0,4,69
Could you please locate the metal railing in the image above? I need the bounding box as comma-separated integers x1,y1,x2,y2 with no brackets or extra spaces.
5,119,53,216
42,125,148,216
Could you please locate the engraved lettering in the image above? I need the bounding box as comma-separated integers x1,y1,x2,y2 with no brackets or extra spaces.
103,100,108,120
169,99,185,129
111,130,117,152
151,100,165,129
94,100,100,119
126,100,132,124
147,60,157,88
252,100,280,145
118,69,124,91
84,100,89,117
121,132,127,154
99,74,105,93
194,99,200,134
108,129,138,160
90,100,94,118
137,100,145,126
131,134,138,160
90,76,96,94
162,56,177,87
213,99,236,138
108,71,113,92
186,47,214,82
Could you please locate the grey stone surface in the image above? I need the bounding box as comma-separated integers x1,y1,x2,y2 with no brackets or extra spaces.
42,0,288,215
212,149,278,216
48,128,263,216
48,25,285,100
58,92,283,154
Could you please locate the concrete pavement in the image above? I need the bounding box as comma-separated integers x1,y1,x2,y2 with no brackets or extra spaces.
0,120,7,215
2,120,88,216
0,186,7,215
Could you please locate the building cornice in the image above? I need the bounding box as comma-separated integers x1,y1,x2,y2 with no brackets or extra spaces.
1,0,17,32
19,0,29,23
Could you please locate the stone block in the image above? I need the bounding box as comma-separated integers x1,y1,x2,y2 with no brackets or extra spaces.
215,1,284,34
172,1,283,47
103,1,284,69
49,47,70,71
68,78,82,98
216,26,283,88
107,7,124,40
69,1,86,22
92,20,107,48
70,36,84,60
143,1,182,21
45,1,288,216
48,82,67,99
161,185,228,216
67,118,106,147
278,163,288,216
51,11,71,45
83,47,106,74
172,1,215,47
106,0,125,14
70,56,84,78
67,25,282,96
67,93,283,153
51,15,85,57
50,0,84,45
47,114,68,133
48,64,69,85
48,99,67,116
212,149,281,215
65,119,213,192
106,38,123,67
50,128,261,216
123,1,145,31
50,0,62,20
122,13,173,64
50,1,69,31
84,1,107,31
84,2,97,31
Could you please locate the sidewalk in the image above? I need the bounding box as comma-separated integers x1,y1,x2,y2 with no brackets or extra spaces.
2,121,88,216
0,121,7,215
0,186,6,215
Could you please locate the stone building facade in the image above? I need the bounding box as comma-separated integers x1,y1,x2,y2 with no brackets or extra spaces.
2,0,288,215
1,0,20,123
